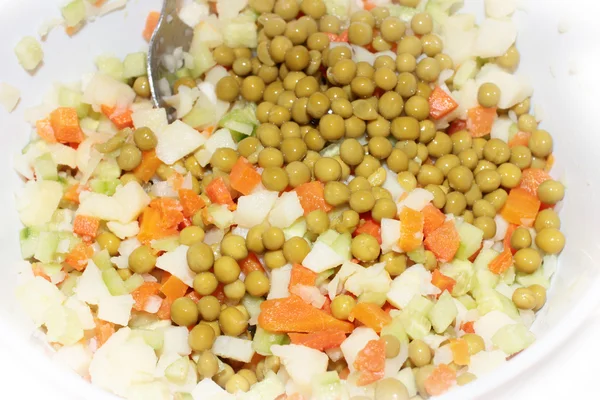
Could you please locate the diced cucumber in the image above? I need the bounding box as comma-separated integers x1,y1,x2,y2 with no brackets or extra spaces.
283,218,307,241
455,222,484,260
331,232,352,260
92,249,113,270
174,393,193,400
61,0,86,27
472,249,501,290
34,153,58,181
189,41,215,78
93,159,121,180
218,104,259,142
358,292,387,307
59,272,80,296
252,327,289,356
492,324,535,355
312,371,344,400
182,105,216,129
428,291,458,334
241,295,263,324
58,86,90,119
516,268,550,289
400,310,431,340
405,295,434,316
175,68,191,79
150,236,180,252
123,52,148,79
457,294,477,310
380,316,409,345
407,246,426,264
125,274,145,293
440,259,474,296
95,55,125,81
102,268,128,296
34,231,59,263
165,357,190,384
315,269,335,287
131,329,164,350
502,266,516,285
20,226,42,259
90,178,121,196
80,117,100,132
317,229,340,247
56,232,81,254
472,287,519,320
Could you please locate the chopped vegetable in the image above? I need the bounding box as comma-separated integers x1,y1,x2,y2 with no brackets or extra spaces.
15,36,44,71
424,220,460,263
429,86,459,120
424,364,456,396
258,295,354,333
467,106,497,137
500,188,541,226
398,207,424,252
229,157,261,195
288,329,347,351
143,11,160,42
294,181,333,216
50,107,84,144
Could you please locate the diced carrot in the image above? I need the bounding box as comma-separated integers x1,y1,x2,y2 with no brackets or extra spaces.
179,189,206,218
160,275,189,301
73,215,100,239
349,303,392,333
36,118,57,143
429,86,459,120
339,368,350,380
500,188,540,227
100,105,134,130
131,282,161,311
133,150,161,182
168,173,185,191
289,264,317,290
186,291,202,303
519,168,551,197
258,295,354,333
449,339,470,366
361,0,377,11
65,243,93,271
212,283,227,303
294,181,333,216
327,30,349,43
32,263,51,282
206,177,235,209
508,131,531,148
94,0,107,6
431,269,456,294
94,318,115,348
503,224,518,255
461,321,475,334
138,199,184,244
240,253,265,275
49,107,84,144
382,302,397,314
157,296,173,320
424,220,460,263
288,329,347,351
322,296,332,315
447,119,467,135
353,217,382,244
65,25,81,36
229,157,261,195
63,184,86,204
488,248,513,275
422,204,446,237
354,338,386,386
143,11,161,42
467,106,497,138
398,207,424,252
424,364,457,396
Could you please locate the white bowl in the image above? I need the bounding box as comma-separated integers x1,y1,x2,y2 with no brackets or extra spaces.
1,0,600,399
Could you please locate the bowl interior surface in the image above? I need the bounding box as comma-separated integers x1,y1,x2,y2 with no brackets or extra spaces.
0,1,599,399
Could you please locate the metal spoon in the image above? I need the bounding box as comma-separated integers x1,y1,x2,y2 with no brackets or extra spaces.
146,0,194,119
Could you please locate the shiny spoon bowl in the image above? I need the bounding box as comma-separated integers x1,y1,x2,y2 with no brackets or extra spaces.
147,0,194,119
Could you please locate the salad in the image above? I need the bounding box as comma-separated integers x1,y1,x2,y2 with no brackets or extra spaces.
11,0,566,399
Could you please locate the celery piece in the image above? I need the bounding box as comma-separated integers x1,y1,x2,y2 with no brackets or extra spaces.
15,36,43,71
34,231,59,263
92,249,113,271
34,153,58,181
123,52,148,79
102,268,128,296
62,0,86,27
20,226,42,259
252,327,289,356
125,274,145,293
